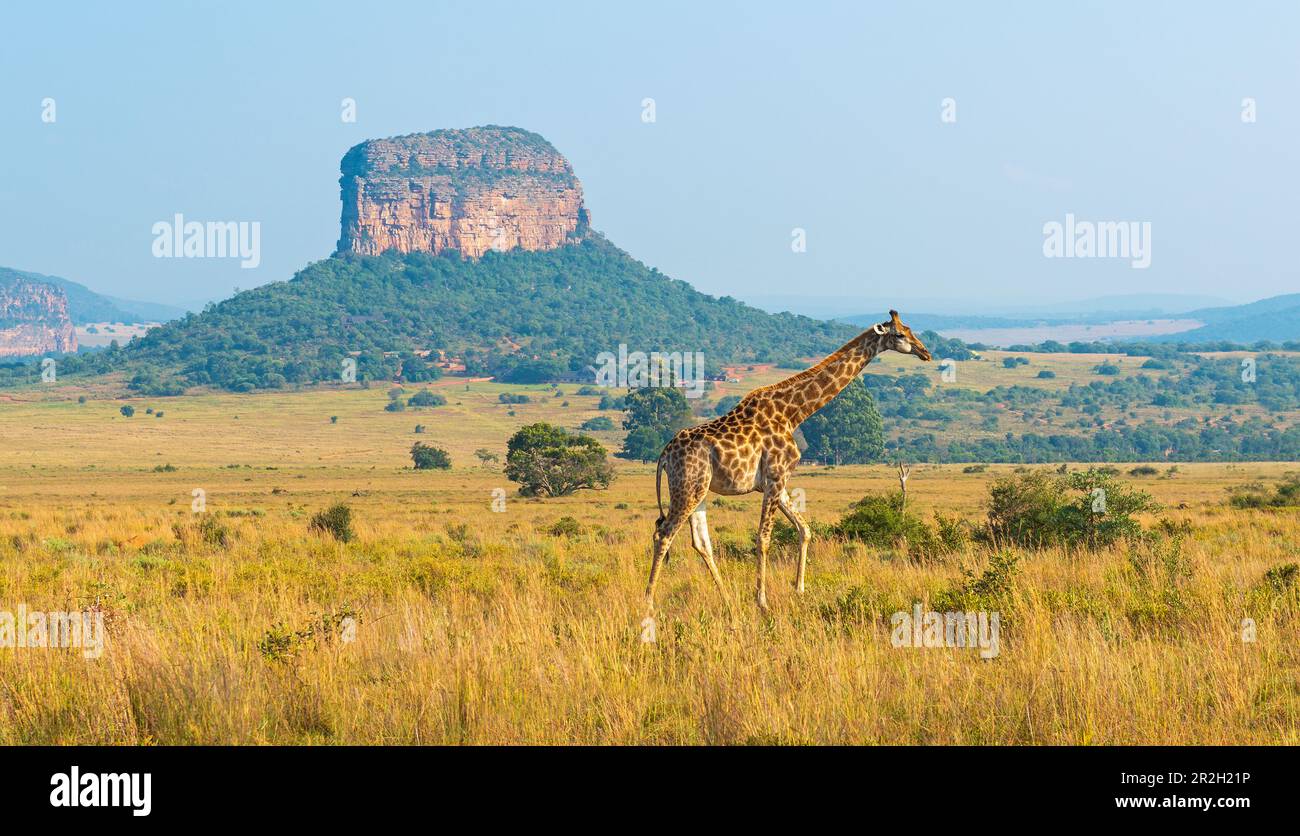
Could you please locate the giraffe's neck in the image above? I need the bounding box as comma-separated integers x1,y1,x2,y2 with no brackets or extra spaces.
766,330,885,426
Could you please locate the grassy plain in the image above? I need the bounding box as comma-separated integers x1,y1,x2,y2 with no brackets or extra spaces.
0,374,1297,744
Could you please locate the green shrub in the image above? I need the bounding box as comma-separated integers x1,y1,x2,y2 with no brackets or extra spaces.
983,468,1159,551
932,550,1021,613
580,415,615,431
119,405,135,417
196,515,230,549
832,493,965,560
411,442,452,470
408,390,446,408
547,516,584,538
309,503,355,542
1228,473,1300,508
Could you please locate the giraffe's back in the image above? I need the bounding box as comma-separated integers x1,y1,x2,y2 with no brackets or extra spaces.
661,392,796,497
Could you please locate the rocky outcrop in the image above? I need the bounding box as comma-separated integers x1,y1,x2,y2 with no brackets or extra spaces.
338,125,588,258
0,279,77,356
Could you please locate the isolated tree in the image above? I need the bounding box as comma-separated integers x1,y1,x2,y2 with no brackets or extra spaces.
407,390,446,408
474,448,499,467
410,442,451,470
618,387,692,462
800,377,884,465
505,422,614,497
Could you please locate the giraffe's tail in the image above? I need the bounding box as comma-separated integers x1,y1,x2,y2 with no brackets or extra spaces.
655,452,666,525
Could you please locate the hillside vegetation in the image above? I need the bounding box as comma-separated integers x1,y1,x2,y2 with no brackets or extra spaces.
111,236,855,391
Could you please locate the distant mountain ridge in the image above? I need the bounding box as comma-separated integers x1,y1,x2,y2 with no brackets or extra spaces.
1150,293,1300,343
840,292,1300,346
0,267,185,325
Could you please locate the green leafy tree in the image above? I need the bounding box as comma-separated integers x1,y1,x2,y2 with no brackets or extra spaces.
800,378,884,465
505,422,614,497
618,387,692,462
407,389,446,407
713,395,741,416
410,442,452,470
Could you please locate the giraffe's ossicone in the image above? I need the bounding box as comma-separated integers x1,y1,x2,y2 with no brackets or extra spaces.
645,310,932,616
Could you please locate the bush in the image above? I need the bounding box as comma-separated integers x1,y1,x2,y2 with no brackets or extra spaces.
832,492,967,560
1036,370,1056,379
932,550,1021,613
1129,465,1159,477
505,422,614,497
384,399,406,412
1228,473,1300,508
499,393,530,404
547,516,584,538
196,515,230,549
309,503,355,542
580,416,615,431
407,390,446,408
411,442,452,470
119,405,135,417
983,468,1158,551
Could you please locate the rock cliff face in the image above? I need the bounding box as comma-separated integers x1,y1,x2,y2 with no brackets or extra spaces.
0,279,77,357
338,126,588,258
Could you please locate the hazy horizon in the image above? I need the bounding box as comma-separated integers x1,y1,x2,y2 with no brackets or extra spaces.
4,1,1297,311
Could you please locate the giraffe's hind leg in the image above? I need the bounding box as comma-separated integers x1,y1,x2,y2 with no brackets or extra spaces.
646,458,710,616
776,488,812,594
688,499,733,615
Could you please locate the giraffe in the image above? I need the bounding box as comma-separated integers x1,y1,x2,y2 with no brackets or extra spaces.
645,310,932,615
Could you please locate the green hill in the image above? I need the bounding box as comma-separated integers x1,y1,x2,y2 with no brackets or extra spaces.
117,235,858,392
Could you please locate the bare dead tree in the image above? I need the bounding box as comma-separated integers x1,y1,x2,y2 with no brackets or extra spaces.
896,461,912,511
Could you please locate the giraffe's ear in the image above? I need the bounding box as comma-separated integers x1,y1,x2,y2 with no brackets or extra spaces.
872,323,887,335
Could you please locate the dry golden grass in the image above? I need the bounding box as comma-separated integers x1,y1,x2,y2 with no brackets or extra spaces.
1,385,1298,744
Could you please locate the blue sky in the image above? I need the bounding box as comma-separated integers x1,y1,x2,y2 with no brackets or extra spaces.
2,1,1297,315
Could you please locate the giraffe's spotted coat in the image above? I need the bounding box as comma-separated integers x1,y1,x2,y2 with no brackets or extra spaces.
645,311,932,614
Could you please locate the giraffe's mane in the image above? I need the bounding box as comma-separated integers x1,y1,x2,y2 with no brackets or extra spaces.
744,329,881,402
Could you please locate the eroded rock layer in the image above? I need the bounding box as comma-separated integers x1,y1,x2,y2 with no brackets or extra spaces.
338,126,588,258
0,279,77,357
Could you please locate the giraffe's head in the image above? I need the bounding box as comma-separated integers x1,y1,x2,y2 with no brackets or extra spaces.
873,310,932,361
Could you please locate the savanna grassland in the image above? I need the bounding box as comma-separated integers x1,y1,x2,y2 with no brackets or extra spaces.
1,375,1298,745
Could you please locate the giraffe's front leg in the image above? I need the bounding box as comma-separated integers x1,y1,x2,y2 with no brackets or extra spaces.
754,487,780,613
777,487,812,594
